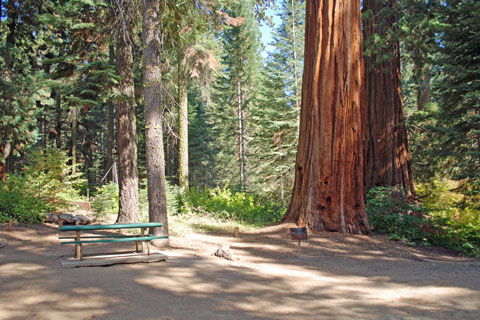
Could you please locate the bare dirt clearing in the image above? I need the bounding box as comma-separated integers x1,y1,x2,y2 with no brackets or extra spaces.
1,223,479,320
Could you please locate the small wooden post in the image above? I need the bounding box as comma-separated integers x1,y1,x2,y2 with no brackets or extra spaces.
8,218,13,232
75,231,82,259
233,227,239,238
147,241,150,256
297,239,301,258
135,241,139,252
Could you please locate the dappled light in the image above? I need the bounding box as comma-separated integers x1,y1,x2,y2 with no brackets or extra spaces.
2,223,478,319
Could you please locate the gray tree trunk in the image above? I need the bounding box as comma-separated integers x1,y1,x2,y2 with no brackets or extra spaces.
115,4,139,223
143,0,169,246
177,48,189,191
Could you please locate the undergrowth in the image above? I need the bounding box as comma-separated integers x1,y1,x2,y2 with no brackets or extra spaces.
177,186,285,226
366,183,480,257
0,149,86,223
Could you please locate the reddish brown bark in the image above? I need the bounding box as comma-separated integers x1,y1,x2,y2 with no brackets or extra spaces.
363,0,415,196
283,0,370,234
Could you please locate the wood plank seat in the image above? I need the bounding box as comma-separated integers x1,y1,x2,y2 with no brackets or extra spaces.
59,222,165,260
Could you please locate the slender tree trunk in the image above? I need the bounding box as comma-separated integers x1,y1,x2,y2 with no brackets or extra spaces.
363,0,415,196
55,89,62,148
0,142,11,181
177,48,189,190
116,13,139,223
144,0,168,246
42,102,47,149
237,80,246,190
283,0,370,234
417,63,431,111
106,45,115,180
71,106,78,175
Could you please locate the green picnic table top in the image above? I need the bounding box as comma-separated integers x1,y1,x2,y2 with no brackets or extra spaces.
61,235,168,244
59,222,163,232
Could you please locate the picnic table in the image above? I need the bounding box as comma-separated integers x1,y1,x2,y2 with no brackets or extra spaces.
59,222,166,260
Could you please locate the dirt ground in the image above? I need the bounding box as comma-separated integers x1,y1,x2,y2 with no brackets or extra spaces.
1,222,479,320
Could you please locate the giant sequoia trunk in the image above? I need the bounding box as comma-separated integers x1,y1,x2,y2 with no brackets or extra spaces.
143,0,169,246
116,12,139,223
177,48,189,190
363,0,415,196
283,0,370,234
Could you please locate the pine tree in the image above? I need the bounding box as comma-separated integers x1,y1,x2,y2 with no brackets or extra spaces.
143,0,168,245
112,0,139,223
435,0,480,181
250,0,305,203
211,0,262,190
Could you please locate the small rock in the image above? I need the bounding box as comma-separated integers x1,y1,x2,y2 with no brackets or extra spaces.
214,244,234,261
0,239,6,248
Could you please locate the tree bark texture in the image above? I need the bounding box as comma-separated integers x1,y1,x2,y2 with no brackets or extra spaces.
363,0,415,196
143,0,169,245
116,12,139,223
283,0,370,234
177,48,189,190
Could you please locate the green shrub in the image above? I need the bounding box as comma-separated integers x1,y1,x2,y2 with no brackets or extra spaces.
92,180,179,222
177,186,285,225
366,185,480,257
91,182,119,217
366,186,431,242
0,149,85,223
0,174,55,223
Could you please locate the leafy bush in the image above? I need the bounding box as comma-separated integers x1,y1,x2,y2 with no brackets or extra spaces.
177,186,285,225
366,186,480,257
0,174,55,223
416,178,480,256
366,187,431,242
92,180,179,222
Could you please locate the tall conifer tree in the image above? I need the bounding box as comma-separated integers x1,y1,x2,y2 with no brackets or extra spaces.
363,0,415,196
283,0,370,234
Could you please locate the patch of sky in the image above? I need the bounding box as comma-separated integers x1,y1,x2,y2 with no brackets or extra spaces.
259,7,281,59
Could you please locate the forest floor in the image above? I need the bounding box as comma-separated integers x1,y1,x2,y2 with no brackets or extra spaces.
1,222,479,320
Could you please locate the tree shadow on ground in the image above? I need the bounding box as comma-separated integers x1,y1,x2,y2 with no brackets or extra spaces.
0,223,479,320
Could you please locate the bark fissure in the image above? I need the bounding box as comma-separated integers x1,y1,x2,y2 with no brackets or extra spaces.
283,0,370,234
143,0,168,245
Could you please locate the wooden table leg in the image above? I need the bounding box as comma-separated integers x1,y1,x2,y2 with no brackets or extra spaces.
135,241,139,252
141,228,146,253
75,231,81,259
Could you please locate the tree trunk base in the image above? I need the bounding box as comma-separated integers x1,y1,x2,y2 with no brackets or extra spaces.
151,238,169,248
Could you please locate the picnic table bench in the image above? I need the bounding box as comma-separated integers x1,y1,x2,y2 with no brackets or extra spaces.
59,222,167,260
